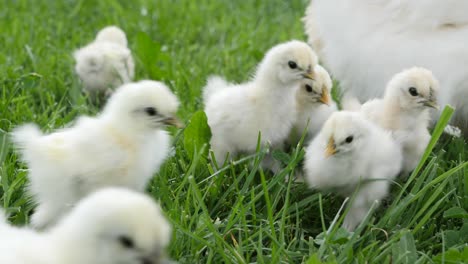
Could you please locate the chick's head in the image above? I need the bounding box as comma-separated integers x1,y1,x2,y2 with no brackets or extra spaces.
296,65,332,106
73,48,105,75
54,188,172,264
95,26,128,47
256,40,318,85
103,80,181,131
385,67,439,111
320,112,369,158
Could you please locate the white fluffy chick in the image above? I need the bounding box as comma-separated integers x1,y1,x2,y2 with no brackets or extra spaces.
304,111,402,231
303,0,468,136
290,65,337,144
12,80,180,229
0,188,173,264
203,40,318,168
359,67,439,175
74,26,135,95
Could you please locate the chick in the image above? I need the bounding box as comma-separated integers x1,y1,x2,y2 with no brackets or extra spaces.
0,188,172,264
203,40,318,168
290,65,336,144
303,0,468,136
74,26,135,95
12,80,180,229
360,67,439,175
304,111,402,231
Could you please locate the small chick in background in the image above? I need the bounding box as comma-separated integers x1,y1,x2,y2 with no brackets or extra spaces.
12,80,180,229
304,111,402,231
0,188,173,264
74,26,135,96
290,64,336,145
358,67,439,175
203,40,318,171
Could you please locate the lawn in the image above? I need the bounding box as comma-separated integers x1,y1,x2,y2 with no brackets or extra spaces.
0,0,467,263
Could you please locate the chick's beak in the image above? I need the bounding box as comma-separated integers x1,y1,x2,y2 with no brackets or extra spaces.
320,87,330,105
303,70,315,80
162,116,184,128
422,99,439,109
325,137,337,157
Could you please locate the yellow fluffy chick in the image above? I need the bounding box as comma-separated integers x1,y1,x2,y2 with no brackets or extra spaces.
203,40,318,171
360,67,439,175
0,188,173,264
74,26,135,95
304,111,402,230
290,65,337,144
12,80,180,229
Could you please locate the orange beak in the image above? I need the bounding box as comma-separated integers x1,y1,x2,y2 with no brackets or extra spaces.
320,87,330,105
303,71,315,80
325,137,337,157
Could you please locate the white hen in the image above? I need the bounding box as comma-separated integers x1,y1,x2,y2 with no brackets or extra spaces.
304,111,402,231
303,0,468,136
12,80,180,229
359,67,439,175
0,188,172,264
74,26,135,95
203,40,318,169
290,64,336,144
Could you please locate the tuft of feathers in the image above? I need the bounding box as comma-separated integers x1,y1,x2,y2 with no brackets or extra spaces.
202,75,233,103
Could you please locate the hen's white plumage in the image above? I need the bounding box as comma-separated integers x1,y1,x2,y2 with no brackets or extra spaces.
12,80,180,229
203,40,318,168
291,65,337,143
0,188,172,264
359,67,439,175
304,111,402,230
303,0,468,136
74,26,135,95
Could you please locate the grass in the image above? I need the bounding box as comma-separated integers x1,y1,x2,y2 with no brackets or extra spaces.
1,0,467,263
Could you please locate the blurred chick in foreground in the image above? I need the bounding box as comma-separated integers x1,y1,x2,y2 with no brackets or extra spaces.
304,111,402,231
290,64,336,145
358,67,439,175
203,40,318,171
0,188,173,264
303,0,468,136
74,26,135,96
12,80,180,229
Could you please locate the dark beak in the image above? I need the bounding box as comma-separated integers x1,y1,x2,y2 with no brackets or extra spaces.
422,99,439,109
162,117,183,128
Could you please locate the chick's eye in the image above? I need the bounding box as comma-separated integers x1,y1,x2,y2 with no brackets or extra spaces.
305,84,313,93
288,61,297,69
144,107,157,116
408,87,418,96
345,136,354,143
118,235,135,249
